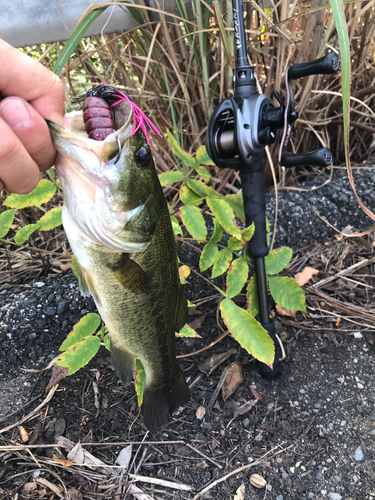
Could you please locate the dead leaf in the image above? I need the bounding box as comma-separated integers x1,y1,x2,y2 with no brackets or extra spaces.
234,400,257,417
46,365,69,393
53,454,73,467
335,317,341,327
59,261,72,271
250,386,267,402
126,484,154,500
196,406,206,420
66,488,83,500
116,444,132,470
222,362,244,401
249,473,266,489
67,442,84,465
337,375,345,385
63,248,73,259
18,425,29,443
35,478,62,496
276,304,297,320
294,266,319,286
189,314,206,331
198,348,236,376
234,483,245,500
23,482,37,493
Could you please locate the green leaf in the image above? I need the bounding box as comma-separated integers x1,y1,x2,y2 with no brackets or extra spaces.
53,7,107,75
211,248,233,279
103,334,111,351
71,255,78,278
206,197,242,240
228,236,243,251
200,242,218,272
196,145,214,165
226,258,249,298
135,359,146,407
0,209,15,238
179,264,191,284
60,313,101,351
246,275,259,317
179,185,202,206
241,223,255,243
176,324,202,338
172,220,183,235
56,336,101,375
167,130,196,167
225,194,245,222
14,224,40,244
265,247,293,275
220,298,275,365
180,205,207,241
195,165,212,182
4,179,56,208
187,179,217,198
268,276,306,312
158,171,185,186
38,207,63,230
210,219,223,243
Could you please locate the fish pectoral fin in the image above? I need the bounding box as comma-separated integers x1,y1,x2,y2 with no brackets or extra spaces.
109,254,148,293
111,341,136,386
175,285,188,332
75,260,102,306
142,366,190,432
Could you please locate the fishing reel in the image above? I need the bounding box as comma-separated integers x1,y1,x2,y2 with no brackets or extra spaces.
206,52,340,172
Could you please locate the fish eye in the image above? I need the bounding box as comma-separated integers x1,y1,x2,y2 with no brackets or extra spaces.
135,147,151,168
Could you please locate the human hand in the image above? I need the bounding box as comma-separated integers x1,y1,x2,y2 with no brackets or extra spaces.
0,39,65,194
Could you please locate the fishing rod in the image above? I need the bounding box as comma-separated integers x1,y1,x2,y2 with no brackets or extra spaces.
206,0,339,378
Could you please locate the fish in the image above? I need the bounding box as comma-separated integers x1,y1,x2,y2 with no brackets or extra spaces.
47,87,190,431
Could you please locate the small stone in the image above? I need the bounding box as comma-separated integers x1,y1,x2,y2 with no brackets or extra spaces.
254,434,262,442
34,282,45,287
355,446,364,461
308,494,314,500
54,417,66,436
328,493,342,500
276,496,284,500
314,403,321,409
242,418,250,428
266,484,272,492
334,475,342,483
357,383,364,389
353,332,363,338
28,333,37,342
299,389,305,394
45,307,56,316
57,301,68,315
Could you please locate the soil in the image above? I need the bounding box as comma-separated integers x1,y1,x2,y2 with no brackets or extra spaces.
0,165,375,499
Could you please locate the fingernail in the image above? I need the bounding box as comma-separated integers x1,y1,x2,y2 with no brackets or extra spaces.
0,98,31,129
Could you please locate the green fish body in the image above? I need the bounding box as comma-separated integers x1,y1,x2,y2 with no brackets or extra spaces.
48,100,190,431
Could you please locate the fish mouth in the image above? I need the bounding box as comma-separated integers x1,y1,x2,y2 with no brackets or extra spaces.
48,103,151,253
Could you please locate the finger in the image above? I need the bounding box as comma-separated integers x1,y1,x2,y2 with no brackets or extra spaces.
0,39,65,126
0,117,40,194
0,97,56,172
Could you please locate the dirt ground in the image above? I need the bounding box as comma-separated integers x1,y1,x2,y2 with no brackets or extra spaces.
0,233,375,500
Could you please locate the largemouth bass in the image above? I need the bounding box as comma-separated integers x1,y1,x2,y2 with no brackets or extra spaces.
48,87,190,431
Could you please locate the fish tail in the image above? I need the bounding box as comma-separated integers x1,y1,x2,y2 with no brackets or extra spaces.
142,366,190,432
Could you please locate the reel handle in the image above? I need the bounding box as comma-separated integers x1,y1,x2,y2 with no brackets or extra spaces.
281,148,333,168
288,53,340,80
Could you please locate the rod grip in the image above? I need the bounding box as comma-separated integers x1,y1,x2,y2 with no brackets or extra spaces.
288,53,340,80
240,169,269,258
281,148,332,168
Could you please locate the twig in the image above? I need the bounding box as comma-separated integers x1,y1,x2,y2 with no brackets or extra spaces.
128,473,192,491
208,367,228,412
177,330,230,359
185,442,223,469
191,459,265,500
276,333,286,361
0,385,58,435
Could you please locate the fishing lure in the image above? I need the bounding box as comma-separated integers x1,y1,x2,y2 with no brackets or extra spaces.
81,85,162,145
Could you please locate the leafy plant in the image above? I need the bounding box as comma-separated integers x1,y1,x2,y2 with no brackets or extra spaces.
0,178,62,245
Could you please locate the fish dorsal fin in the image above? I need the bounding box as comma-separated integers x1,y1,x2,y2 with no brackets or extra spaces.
175,285,188,332
109,254,148,293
